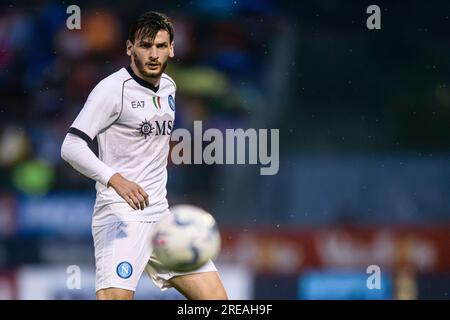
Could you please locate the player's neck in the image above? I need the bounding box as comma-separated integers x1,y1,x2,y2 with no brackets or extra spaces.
129,63,160,88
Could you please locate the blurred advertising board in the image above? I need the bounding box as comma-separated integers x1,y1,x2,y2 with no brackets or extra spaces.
15,263,252,300
416,274,450,299
0,270,17,299
16,193,94,237
298,270,393,300
219,225,450,273
253,273,299,299
0,194,16,236
252,270,394,300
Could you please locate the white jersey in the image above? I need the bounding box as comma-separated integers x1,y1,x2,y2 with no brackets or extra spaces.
69,66,176,226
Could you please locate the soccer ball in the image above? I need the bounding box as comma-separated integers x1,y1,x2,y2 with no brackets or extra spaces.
151,204,221,272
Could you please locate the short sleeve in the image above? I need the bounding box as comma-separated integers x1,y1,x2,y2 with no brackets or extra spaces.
70,79,121,140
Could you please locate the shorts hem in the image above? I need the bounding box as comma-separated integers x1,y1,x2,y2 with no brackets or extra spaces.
96,284,137,292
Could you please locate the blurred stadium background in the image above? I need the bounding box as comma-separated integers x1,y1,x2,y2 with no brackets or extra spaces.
1,0,450,299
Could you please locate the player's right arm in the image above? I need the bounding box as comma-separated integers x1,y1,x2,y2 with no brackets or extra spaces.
107,173,149,210
61,79,148,210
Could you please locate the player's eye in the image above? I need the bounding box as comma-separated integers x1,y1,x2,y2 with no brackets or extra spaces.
157,43,168,48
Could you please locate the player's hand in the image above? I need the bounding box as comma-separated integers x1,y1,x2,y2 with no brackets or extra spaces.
107,173,149,210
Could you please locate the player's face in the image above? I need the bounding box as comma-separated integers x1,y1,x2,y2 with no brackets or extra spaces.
127,30,174,79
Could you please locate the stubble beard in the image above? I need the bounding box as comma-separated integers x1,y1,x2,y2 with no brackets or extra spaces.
133,50,168,80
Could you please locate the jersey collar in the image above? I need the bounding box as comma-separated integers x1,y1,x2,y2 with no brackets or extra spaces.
126,66,160,93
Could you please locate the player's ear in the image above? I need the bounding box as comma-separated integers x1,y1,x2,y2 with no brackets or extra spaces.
169,42,174,58
126,40,133,57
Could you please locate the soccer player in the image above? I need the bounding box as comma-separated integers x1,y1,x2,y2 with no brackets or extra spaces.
61,11,228,300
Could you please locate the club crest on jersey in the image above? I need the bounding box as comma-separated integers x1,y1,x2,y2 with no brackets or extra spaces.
152,96,162,110
116,261,133,279
168,95,175,111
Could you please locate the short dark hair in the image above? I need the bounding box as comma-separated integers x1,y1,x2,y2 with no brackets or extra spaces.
128,11,174,44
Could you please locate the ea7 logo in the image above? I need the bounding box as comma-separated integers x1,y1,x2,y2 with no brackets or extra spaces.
132,101,145,108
